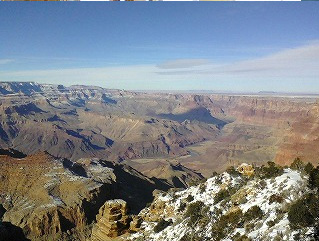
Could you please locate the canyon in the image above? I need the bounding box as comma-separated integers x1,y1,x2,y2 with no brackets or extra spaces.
1,82,318,175
1,82,319,240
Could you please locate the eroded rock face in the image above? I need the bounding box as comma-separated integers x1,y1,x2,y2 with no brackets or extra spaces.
0,152,116,239
0,150,169,240
91,199,131,240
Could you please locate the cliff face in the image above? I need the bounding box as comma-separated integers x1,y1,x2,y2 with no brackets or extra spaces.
175,94,319,167
275,104,319,166
0,151,169,240
0,152,114,239
208,95,311,125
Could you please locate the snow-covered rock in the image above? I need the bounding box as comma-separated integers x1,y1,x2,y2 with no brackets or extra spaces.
128,168,312,241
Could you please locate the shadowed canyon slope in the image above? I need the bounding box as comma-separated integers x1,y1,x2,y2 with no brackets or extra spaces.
0,150,174,240
0,82,319,176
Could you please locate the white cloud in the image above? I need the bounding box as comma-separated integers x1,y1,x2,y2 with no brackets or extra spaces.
0,42,318,91
220,42,319,77
157,42,319,78
0,59,14,64
157,59,210,69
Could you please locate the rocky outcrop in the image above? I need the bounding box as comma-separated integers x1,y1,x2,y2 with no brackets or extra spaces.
140,191,175,223
91,199,131,241
0,151,169,240
236,163,254,177
0,152,115,239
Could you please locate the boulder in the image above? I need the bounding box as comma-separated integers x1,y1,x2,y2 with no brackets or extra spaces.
237,163,254,177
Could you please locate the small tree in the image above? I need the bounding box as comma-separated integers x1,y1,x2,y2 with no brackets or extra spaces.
305,162,314,175
153,218,172,233
256,161,284,179
269,194,284,204
308,167,319,190
244,205,263,222
186,195,194,202
184,201,209,227
288,193,319,229
214,189,230,204
226,166,240,176
211,209,243,240
178,202,187,212
290,157,304,171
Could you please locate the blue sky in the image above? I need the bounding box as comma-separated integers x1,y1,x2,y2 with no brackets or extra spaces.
0,3,319,92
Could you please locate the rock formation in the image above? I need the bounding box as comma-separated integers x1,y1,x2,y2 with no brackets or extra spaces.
0,150,169,240
236,163,254,177
91,199,131,241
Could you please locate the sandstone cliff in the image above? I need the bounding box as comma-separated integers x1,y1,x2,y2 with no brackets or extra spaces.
0,151,169,240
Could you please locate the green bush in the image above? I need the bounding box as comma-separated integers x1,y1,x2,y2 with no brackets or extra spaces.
186,195,194,202
308,167,319,190
293,232,302,241
226,166,240,177
134,237,145,241
153,218,172,233
211,209,243,240
244,205,263,222
215,176,223,185
177,202,186,212
229,184,242,195
305,162,314,175
179,233,202,241
214,189,230,204
288,193,319,229
210,171,218,178
267,220,277,227
233,232,251,241
184,201,209,227
244,222,255,232
188,178,207,187
269,194,284,204
258,179,267,189
199,183,206,193
290,157,304,171
256,162,284,179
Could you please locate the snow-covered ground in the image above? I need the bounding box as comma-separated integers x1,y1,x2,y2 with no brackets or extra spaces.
129,168,312,241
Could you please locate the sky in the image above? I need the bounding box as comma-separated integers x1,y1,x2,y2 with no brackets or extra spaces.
0,3,319,92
